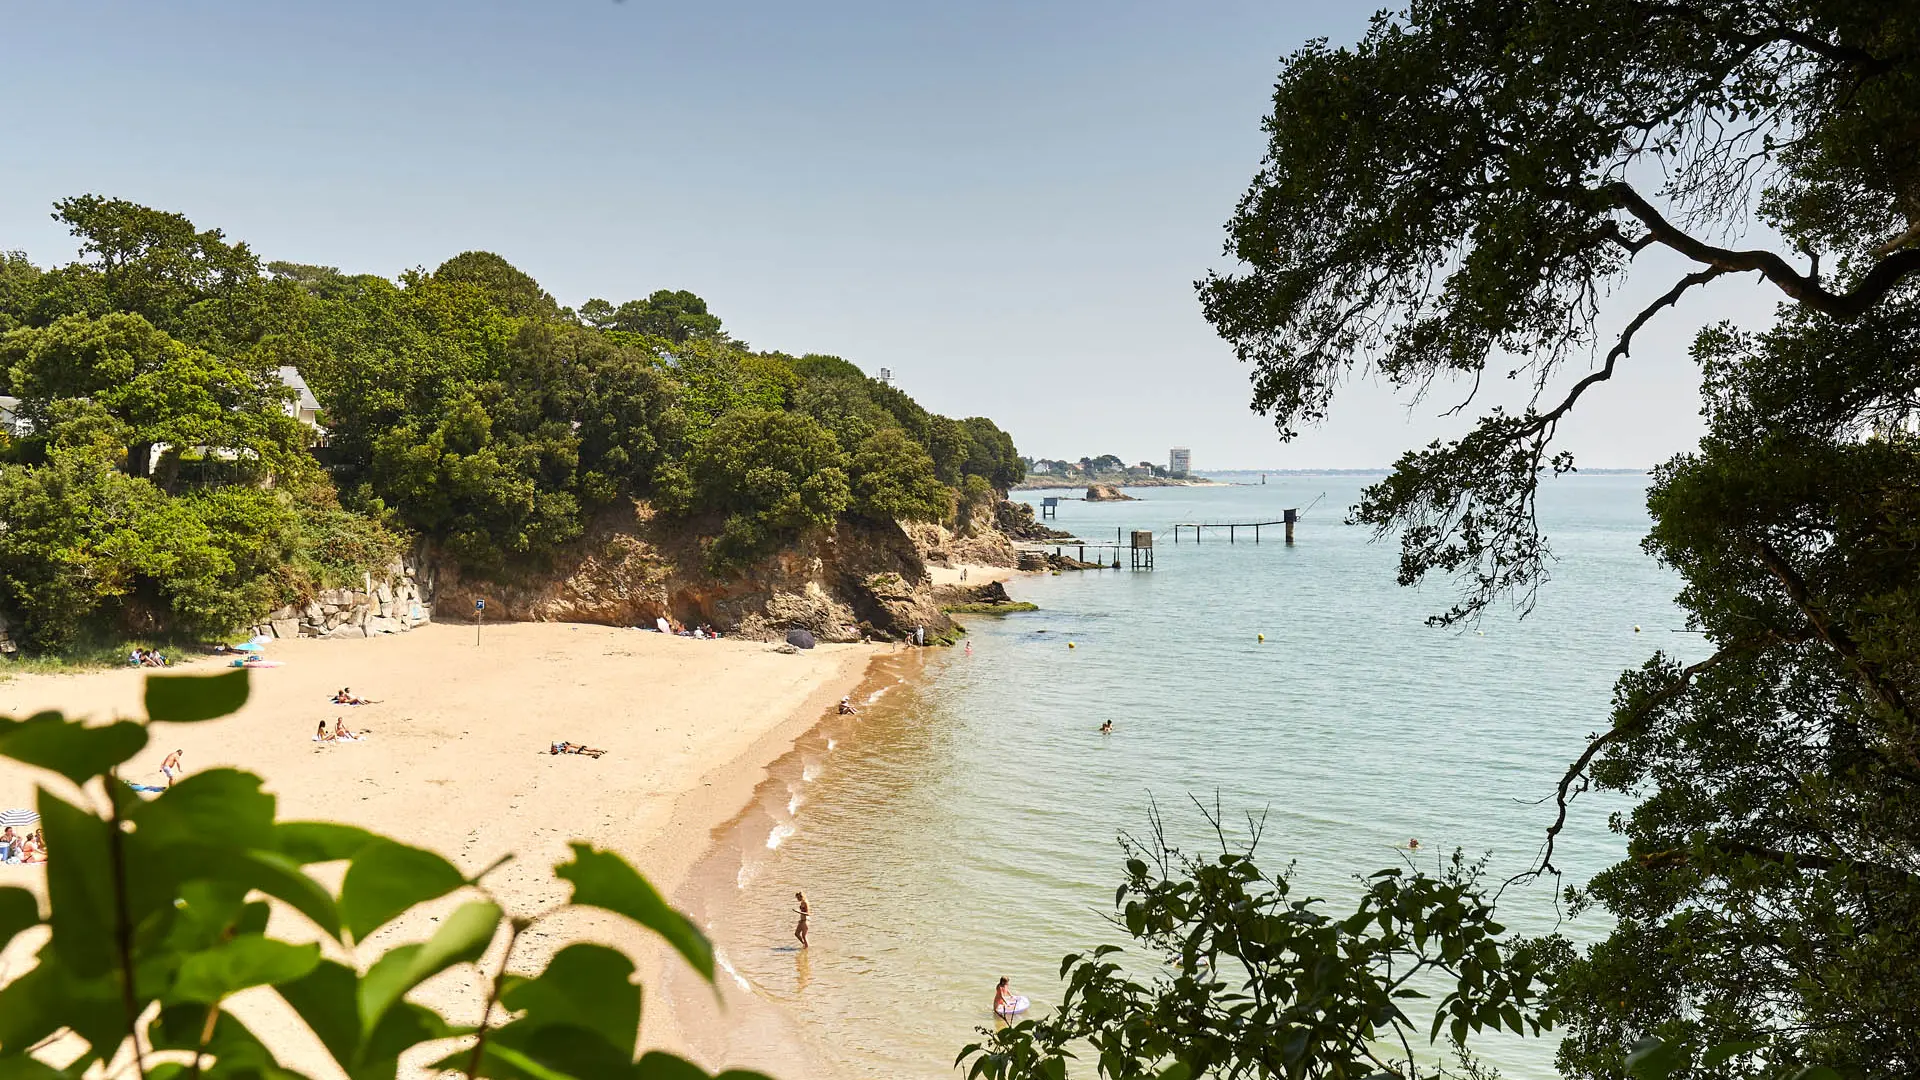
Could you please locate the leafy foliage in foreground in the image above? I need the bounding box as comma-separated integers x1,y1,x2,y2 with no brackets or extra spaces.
0,670,767,1080
958,809,1553,1080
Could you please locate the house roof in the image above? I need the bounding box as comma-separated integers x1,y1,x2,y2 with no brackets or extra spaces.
276,367,321,413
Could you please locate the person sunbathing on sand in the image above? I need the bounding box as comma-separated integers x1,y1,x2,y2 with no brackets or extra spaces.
332,688,371,705
333,717,364,742
313,721,334,744
549,741,606,758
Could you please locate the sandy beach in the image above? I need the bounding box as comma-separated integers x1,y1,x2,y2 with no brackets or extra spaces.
0,621,876,1076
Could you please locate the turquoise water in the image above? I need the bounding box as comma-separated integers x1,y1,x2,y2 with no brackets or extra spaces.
690,475,1692,1078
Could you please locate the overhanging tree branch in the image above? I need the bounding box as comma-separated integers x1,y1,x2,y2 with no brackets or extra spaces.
1601,182,1920,319
1507,638,1760,890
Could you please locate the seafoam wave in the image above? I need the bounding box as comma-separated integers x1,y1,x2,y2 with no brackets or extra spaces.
767,822,798,850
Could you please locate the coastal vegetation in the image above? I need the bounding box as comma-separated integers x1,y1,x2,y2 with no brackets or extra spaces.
0,669,764,1079
0,198,1023,652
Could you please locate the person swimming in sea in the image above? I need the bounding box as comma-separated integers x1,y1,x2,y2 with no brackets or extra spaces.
793,891,810,948
1100,720,1113,734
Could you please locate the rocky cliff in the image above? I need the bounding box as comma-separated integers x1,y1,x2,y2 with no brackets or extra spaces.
427,499,1038,644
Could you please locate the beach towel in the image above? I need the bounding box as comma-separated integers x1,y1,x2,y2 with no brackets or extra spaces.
125,781,167,794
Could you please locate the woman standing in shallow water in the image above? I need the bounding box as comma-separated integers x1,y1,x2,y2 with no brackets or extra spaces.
793,891,810,948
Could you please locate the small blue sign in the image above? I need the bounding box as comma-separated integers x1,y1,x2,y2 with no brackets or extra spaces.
475,600,485,611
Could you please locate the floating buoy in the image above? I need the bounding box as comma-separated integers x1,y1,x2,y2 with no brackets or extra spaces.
1067,641,1076,649
1257,633,1265,642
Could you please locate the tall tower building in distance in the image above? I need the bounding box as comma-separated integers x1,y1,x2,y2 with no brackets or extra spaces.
1169,447,1191,476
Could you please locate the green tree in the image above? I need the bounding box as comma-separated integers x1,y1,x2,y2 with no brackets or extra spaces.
611,288,725,343
0,449,153,649
959,810,1552,1080
1,313,303,482
678,408,849,570
0,670,772,1079
1200,3,1920,1077
0,251,42,333
434,251,561,321
849,428,953,522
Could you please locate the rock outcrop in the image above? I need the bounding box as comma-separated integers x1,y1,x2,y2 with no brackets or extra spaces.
243,556,434,641
1085,483,1138,502
429,502,959,644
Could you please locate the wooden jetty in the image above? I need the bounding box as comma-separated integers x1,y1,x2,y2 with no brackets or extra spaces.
1170,507,1300,544
1024,529,1155,570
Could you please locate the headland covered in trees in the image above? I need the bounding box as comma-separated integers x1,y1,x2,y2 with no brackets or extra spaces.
0,195,1030,657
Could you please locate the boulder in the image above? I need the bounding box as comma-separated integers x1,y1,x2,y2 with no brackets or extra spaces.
271,619,298,639
270,605,298,622
304,602,324,622
375,583,393,604
1085,483,1138,502
365,616,401,635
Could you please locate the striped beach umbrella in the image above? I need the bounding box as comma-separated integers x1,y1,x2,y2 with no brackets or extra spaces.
0,808,39,828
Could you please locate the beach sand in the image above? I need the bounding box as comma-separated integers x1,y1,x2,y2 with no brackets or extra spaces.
0,621,875,1077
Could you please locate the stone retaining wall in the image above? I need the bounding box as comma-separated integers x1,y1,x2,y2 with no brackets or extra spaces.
242,557,435,641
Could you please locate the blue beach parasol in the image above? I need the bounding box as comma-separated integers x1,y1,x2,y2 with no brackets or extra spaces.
232,641,266,653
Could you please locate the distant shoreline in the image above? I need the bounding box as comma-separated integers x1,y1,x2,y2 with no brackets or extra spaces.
1015,468,1649,490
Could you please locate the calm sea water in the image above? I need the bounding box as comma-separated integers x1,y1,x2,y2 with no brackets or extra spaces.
684,474,1693,1079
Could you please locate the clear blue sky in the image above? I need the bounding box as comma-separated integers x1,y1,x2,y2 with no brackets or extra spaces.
0,1,1753,470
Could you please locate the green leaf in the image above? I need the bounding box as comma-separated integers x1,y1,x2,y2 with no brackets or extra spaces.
274,959,361,1067
171,844,344,940
0,886,40,951
557,844,711,981
145,670,250,723
130,769,278,852
339,839,466,942
1700,1039,1766,1067
444,1042,583,1080
1788,1069,1843,1080
0,1055,68,1078
1626,1037,1691,1080
360,1000,467,1078
486,1025,637,1080
633,1052,711,1079
357,900,501,1035
277,821,379,864
38,788,119,977
498,943,641,1057
172,936,322,1004
0,716,146,785
147,1002,304,1079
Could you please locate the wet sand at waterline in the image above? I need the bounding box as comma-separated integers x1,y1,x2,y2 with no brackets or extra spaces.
0,621,874,1077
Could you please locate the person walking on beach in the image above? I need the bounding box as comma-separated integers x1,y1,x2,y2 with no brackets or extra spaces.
160,749,184,787
793,891,811,948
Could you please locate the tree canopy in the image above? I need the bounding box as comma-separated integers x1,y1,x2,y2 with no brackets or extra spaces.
1202,3,1920,1077
0,196,1023,648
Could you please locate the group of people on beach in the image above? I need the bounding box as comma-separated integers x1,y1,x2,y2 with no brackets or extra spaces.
128,648,170,667
1,827,46,864
314,717,365,743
